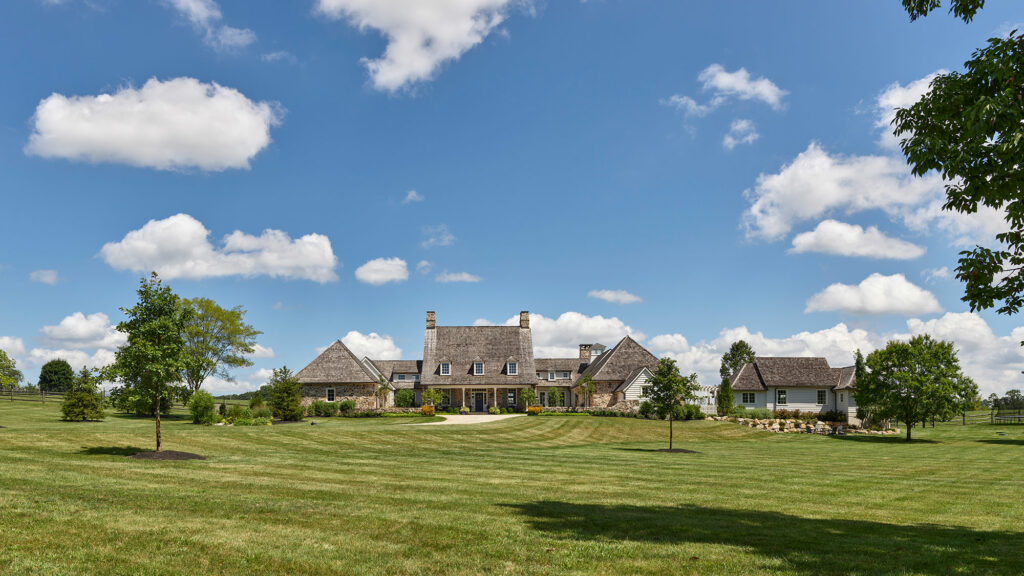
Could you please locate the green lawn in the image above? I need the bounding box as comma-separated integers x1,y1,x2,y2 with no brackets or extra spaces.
1,402,1022,575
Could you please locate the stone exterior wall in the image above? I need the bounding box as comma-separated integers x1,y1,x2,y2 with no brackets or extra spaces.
589,381,621,408
301,384,376,410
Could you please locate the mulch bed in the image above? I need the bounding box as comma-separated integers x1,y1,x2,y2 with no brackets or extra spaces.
129,450,207,461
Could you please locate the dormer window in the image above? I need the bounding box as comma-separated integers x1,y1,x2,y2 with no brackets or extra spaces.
474,362,485,376
440,362,451,376
507,362,518,376
548,371,555,381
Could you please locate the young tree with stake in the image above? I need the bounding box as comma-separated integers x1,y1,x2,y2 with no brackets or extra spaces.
646,358,699,451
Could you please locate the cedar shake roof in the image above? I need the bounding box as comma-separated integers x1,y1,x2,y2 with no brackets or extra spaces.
730,357,853,391
579,336,658,382
834,366,857,390
369,360,422,378
296,340,378,384
534,358,586,384
422,325,537,387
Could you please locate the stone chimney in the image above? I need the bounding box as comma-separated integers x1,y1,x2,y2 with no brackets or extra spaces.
519,311,530,329
579,344,592,362
426,311,436,330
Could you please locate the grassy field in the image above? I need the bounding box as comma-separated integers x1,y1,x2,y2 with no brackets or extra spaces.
0,402,1022,575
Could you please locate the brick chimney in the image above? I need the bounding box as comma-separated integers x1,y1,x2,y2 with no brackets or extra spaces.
426,311,436,330
579,344,592,362
519,311,530,329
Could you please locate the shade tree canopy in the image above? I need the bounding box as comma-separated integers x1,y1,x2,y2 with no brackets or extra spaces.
38,359,74,393
0,350,22,390
645,358,700,450
181,297,261,393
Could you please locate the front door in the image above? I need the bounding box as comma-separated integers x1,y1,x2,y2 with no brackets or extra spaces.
473,391,486,412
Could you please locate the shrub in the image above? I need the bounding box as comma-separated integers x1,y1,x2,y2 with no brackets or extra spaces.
266,367,304,421
527,406,543,416
187,391,218,425
732,405,747,416
252,416,272,426
394,389,415,408
819,410,847,423
488,406,499,415
746,408,771,419
60,369,106,422
638,401,655,418
311,401,339,417
248,394,265,410
421,405,435,416
342,410,383,418
338,399,357,413
252,406,274,419
461,405,470,415
223,404,253,424
219,403,227,416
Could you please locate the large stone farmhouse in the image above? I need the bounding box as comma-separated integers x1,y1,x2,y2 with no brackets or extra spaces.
295,311,661,411
730,357,858,423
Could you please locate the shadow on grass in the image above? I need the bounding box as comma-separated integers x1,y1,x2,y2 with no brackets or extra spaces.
614,447,700,454
79,446,146,457
977,439,1024,446
110,413,188,421
828,434,938,444
501,501,1021,575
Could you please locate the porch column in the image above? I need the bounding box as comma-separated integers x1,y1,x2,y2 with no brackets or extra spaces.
493,387,497,407
462,388,466,407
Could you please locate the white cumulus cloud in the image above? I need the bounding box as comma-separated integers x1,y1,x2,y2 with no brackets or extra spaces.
477,311,645,358
26,77,281,171
165,0,257,50
663,64,787,119
355,257,409,285
29,270,59,285
722,118,759,150
315,0,523,92
790,220,925,260
421,224,455,248
100,214,338,283
874,71,944,151
249,344,275,359
341,330,402,360
588,289,642,305
805,273,942,316
39,312,126,350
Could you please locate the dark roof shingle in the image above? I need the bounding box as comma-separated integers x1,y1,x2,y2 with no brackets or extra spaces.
296,340,378,384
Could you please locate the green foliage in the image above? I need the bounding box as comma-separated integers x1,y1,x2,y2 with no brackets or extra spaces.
670,404,705,421
266,366,304,421
252,406,274,419
855,335,977,441
547,387,564,408
577,376,596,408
219,402,227,416
892,27,1024,317
375,376,390,409
717,340,753,416
252,416,272,426
187,390,218,425
421,388,442,407
338,399,356,413
519,388,537,408
180,297,261,393
223,404,253,425
310,401,339,417
107,384,177,415
248,394,265,409
39,359,74,393
488,405,500,415
394,389,415,407
107,274,192,451
0,349,23,390
639,401,655,418
646,358,700,449
60,368,105,422
899,0,984,22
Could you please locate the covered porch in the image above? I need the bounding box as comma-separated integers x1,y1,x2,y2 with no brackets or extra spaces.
432,385,533,412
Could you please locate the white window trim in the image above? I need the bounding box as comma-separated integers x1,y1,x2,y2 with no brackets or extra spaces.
548,371,555,381
507,362,518,376
474,362,485,376
817,389,827,405
440,363,451,376
777,389,788,405
326,388,336,402
397,374,406,381
742,392,755,404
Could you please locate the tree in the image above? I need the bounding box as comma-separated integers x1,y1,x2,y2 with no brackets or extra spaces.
266,366,303,421
181,297,261,393
645,358,699,451
855,335,974,441
0,349,22,390
394,389,415,407
519,387,537,409
187,391,218,425
422,387,443,407
60,367,106,421
548,387,564,408
107,274,192,451
718,340,755,416
375,376,390,409
577,376,595,409
38,359,74,393
892,3,1024,320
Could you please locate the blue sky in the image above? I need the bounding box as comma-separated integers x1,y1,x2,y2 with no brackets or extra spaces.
2,0,1023,395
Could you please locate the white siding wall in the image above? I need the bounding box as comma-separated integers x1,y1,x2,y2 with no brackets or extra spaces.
735,391,768,409
768,387,835,413
622,373,652,401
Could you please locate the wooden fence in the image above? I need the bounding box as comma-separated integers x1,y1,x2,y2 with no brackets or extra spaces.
4,389,68,403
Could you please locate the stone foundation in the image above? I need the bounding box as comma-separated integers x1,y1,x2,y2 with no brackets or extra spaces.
301,384,376,410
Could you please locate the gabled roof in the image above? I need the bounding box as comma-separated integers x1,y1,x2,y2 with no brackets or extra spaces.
369,360,422,378
534,358,586,384
614,366,653,393
579,336,658,382
422,325,537,386
296,340,378,384
730,357,846,391
834,366,857,390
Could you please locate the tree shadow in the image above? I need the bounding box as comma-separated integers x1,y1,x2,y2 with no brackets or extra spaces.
79,446,146,457
829,434,938,444
110,413,187,421
614,447,700,454
500,501,1021,575
976,439,1024,446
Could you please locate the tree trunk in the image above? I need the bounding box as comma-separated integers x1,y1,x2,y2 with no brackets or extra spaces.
669,415,674,450
155,386,162,452
905,421,911,442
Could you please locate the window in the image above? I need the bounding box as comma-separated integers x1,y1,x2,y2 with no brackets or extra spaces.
506,390,516,406
742,392,755,404
413,375,420,381
548,371,555,381
777,390,788,405
440,363,451,376
641,386,651,397
397,374,406,381
558,371,570,379
817,390,827,405
474,362,485,376
840,393,844,402
539,391,547,406
441,389,451,406
326,388,336,402
507,362,518,376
